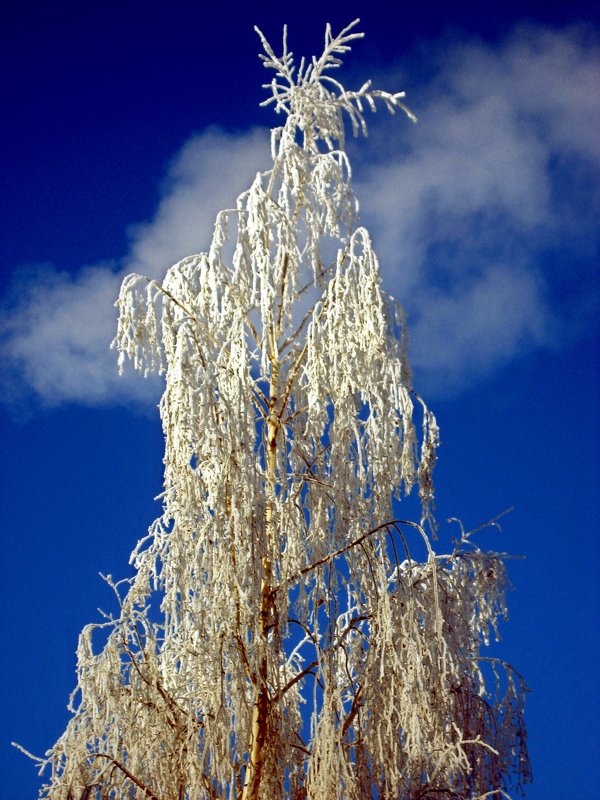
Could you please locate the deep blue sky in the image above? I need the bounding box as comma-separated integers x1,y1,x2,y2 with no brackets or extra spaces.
1,2,599,798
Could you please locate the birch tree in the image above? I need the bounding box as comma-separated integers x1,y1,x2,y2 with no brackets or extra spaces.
20,21,531,800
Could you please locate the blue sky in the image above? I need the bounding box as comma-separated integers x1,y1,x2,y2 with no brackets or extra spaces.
1,1,598,798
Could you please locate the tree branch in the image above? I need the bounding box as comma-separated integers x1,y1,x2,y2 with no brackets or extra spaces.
89,754,161,800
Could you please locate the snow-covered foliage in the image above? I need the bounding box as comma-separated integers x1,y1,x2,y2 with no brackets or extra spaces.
23,21,530,800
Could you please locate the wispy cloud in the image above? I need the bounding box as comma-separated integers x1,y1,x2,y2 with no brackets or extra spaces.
1,24,598,407
356,23,599,391
1,129,270,409
125,129,271,280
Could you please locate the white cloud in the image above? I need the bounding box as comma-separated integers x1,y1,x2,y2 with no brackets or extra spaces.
409,265,548,387
355,23,600,392
1,24,598,407
0,264,161,409
1,129,270,410
125,129,271,279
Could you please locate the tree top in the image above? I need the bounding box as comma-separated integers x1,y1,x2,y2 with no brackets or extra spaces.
255,19,416,149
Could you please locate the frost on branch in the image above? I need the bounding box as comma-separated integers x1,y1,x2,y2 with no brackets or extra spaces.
26,20,530,800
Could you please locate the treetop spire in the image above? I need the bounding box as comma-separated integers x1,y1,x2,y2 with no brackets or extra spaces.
255,20,416,149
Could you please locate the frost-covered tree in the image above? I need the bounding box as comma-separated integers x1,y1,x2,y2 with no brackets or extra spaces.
20,21,531,800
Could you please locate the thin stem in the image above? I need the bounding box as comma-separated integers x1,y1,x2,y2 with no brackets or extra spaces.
89,754,161,800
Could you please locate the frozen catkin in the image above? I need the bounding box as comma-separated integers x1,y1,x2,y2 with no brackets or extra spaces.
25,20,530,800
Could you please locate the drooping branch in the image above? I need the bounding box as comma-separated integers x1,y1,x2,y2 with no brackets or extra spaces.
281,519,422,588
89,754,161,800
